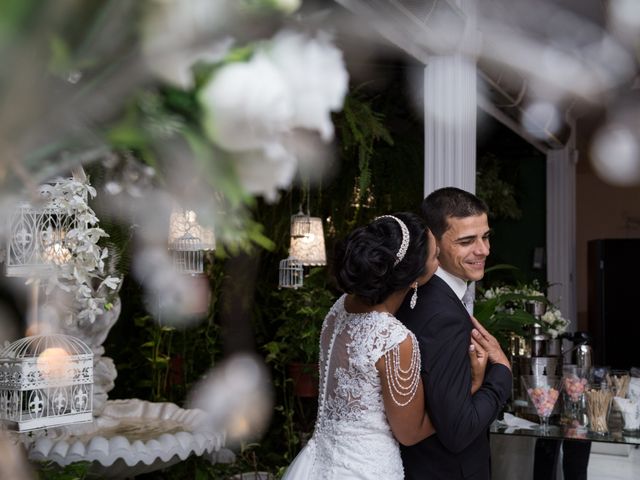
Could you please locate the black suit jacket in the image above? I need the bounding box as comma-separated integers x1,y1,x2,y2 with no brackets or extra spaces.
396,275,512,480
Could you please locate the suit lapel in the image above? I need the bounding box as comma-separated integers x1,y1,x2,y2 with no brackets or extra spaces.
430,275,471,318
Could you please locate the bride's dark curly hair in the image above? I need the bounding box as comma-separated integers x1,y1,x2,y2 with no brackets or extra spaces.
333,212,428,306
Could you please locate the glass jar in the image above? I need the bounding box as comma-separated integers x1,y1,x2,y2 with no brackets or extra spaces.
585,384,614,435
562,365,588,430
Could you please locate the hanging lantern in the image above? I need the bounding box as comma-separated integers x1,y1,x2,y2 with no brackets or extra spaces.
289,217,326,266
168,208,216,275
278,257,304,289
290,210,311,238
0,334,93,432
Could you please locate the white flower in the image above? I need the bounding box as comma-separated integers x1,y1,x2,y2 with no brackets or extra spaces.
484,289,496,299
141,0,234,88
265,30,348,141
199,53,294,151
198,29,348,200
233,144,297,202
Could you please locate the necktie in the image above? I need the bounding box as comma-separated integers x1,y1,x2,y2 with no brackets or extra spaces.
462,282,475,316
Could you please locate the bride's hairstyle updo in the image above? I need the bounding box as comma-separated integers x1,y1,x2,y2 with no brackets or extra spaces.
333,212,428,306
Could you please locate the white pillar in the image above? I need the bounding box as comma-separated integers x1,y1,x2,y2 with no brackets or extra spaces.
546,145,577,327
423,0,478,196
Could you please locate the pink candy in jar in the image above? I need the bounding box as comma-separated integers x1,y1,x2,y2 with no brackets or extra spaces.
528,386,560,417
564,376,587,402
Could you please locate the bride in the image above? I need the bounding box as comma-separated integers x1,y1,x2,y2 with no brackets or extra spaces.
283,213,488,479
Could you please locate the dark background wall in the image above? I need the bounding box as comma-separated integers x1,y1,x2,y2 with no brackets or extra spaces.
476,110,547,288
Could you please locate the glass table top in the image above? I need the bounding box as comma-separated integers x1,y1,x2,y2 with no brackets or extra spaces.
491,421,640,445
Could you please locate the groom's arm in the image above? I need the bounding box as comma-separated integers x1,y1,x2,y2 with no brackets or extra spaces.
421,310,512,454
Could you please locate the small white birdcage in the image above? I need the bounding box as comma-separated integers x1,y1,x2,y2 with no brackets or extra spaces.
169,234,204,275
6,190,79,277
0,334,93,432
290,210,311,238
168,208,216,275
278,257,304,289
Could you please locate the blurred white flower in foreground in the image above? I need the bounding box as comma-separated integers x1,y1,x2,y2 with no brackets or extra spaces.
141,0,235,89
234,145,298,202
189,353,273,444
200,54,294,152
199,30,348,201
609,0,640,38
522,101,561,140
266,30,349,141
133,247,211,326
591,124,640,186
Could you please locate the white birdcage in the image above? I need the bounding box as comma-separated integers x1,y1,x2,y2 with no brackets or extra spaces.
278,257,304,289
0,334,93,432
5,188,80,277
290,210,311,238
169,234,204,275
168,208,216,275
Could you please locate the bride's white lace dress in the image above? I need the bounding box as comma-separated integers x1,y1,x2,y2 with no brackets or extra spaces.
283,294,416,480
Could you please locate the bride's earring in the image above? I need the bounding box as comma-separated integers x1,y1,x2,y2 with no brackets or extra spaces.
410,282,418,309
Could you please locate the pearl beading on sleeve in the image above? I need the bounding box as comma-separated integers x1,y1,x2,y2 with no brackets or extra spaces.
383,332,421,407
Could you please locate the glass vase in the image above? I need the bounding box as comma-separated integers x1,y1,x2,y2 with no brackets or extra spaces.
522,375,562,434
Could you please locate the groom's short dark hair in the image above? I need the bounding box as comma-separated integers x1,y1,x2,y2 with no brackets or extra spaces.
421,187,488,240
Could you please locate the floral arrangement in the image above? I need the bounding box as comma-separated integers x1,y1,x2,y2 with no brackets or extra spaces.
539,307,570,339
475,279,570,345
135,0,349,206
84,1,352,257
38,175,122,325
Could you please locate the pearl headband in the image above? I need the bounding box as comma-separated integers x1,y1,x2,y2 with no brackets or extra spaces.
376,215,410,266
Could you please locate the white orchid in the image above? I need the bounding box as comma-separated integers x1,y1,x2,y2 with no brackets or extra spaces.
40,176,122,324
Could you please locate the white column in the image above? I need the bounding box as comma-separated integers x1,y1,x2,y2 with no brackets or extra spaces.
546,145,577,328
423,0,478,196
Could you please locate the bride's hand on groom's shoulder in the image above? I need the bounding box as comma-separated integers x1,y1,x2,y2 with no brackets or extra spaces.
469,316,512,371
469,339,488,394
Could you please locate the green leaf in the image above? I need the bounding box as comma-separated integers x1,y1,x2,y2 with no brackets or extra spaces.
484,264,521,274
49,35,72,75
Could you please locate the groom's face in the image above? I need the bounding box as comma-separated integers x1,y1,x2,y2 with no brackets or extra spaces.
437,213,490,282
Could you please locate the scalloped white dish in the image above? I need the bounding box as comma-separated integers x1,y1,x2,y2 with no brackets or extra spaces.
27,398,231,478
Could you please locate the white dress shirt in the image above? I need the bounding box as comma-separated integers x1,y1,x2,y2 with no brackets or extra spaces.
434,267,474,315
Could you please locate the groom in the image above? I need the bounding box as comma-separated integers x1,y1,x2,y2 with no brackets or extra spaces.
397,187,512,480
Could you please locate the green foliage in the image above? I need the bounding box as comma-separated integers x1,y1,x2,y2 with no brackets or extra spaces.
263,268,337,366
476,152,522,220
137,314,176,402
474,269,552,349
137,443,277,479
473,294,539,350
35,461,94,480
108,257,225,403
338,90,394,212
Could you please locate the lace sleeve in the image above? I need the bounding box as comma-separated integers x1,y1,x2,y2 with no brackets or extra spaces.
382,331,421,407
